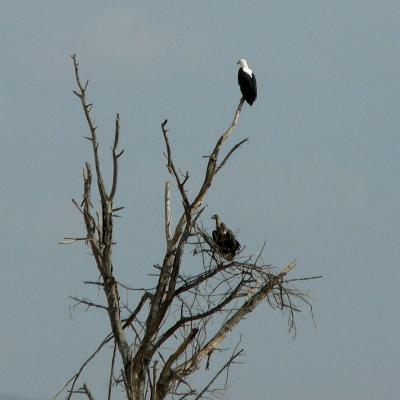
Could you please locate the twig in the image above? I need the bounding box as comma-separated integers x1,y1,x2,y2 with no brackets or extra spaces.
82,383,96,400
52,333,112,400
215,138,249,174
109,113,122,201
165,181,172,249
156,329,199,399
69,296,109,311
161,120,190,210
122,292,151,329
195,348,244,400
108,341,117,400
284,275,323,283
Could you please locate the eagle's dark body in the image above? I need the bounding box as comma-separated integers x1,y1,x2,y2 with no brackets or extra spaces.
237,58,257,105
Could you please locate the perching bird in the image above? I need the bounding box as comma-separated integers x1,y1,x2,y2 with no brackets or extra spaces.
211,214,241,259
211,215,224,244
237,58,257,105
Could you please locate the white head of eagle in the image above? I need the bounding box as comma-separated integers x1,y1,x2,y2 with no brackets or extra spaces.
237,58,257,106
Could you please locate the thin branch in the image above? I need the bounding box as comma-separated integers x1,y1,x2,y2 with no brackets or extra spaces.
59,237,91,245
69,296,109,311
284,275,323,283
156,329,199,400
195,348,244,400
109,113,121,201
170,97,245,248
174,262,235,297
122,292,151,329
52,333,111,400
161,120,190,210
71,54,108,201
151,361,158,400
82,383,96,400
215,138,249,174
165,181,172,249
108,341,117,400
83,281,104,287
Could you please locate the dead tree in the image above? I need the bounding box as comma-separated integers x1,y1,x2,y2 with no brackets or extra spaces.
55,55,320,400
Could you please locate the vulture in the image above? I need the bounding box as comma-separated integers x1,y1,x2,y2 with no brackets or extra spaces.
237,58,257,105
211,214,241,259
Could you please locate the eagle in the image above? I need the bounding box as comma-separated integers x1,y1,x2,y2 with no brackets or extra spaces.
237,58,257,105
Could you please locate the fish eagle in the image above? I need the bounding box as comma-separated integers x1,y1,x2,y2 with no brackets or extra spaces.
211,214,241,259
237,58,257,105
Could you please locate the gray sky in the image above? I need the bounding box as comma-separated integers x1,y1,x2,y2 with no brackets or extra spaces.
0,1,399,399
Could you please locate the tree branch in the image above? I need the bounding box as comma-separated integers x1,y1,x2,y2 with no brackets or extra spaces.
195,348,244,400
71,54,133,399
174,260,297,377
82,383,96,400
110,113,122,201
69,296,109,312
161,120,190,211
170,97,245,248
164,181,172,250
154,279,245,351
71,54,108,201
156,329,199,400
215,138,249,174
108,342,117,400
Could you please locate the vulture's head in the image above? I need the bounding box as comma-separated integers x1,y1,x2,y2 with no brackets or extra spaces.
211,214,221,228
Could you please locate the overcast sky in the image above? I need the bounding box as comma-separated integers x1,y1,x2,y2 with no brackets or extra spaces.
0,1,399,399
